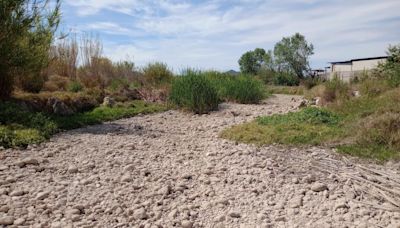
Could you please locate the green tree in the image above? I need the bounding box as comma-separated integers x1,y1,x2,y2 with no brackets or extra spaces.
0,0,61,99
273,33,314,78
238,48,270,75
380,44,400,87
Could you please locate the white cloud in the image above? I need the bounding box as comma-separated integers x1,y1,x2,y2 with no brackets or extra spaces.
65,0,400,70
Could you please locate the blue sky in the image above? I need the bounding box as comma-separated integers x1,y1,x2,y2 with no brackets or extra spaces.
61,0,400,71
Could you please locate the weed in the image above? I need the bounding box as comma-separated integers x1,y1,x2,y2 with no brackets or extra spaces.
169,70,219,114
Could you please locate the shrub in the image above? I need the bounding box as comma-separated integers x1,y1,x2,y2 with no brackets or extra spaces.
301,77,323,89
43,75,70,92
358,79,390,97
17,73,47,93
142,62,173,87
256,68,276,84
169,71,219,114
273,72,300,86
0,0,61,98
322,76,351,103
356,112,400,151
219,75,265,104
68,81,84,93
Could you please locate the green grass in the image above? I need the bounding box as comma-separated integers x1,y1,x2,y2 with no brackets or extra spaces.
266,86,305,95
222,107,344,146
0,100,167,148
206,72,266,104
222,88,400,162
169,70,220,114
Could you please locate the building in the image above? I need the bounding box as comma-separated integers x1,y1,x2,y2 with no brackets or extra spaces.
328,56,388,81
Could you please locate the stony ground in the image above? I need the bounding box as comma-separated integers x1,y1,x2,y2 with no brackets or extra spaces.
1,94,400,228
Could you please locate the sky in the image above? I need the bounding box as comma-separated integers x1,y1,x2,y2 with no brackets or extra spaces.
61,0,400,71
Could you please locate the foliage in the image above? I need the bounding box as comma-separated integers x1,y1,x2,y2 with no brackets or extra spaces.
0,0,61,98
238,48,272,75
221,107,342,146
322,76,351,103
301,77,324,89
169,70,219,114
142,62,173,87
222,86,400,162
68,81,84,93
210,74,265,104
53,101,167,130
0,100,166,148
379,44,400,87
258,107,340,126
273,33,314,78
273,71,300,86
43,75,70,92
267,86,305,95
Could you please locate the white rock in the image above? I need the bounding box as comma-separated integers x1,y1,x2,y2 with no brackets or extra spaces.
133,208,148,220
0,216,14,225
121,174,133,182
311,182,328,192
14,218,25,225
181,220,193,228
36,191,50,200
67,165,78,174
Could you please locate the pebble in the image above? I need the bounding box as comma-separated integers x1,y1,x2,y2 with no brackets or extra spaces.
133,208,148,220
0,216,14,225
311,182,328,192
181,220,193,228
68,165,79,174
0,95,398,227
228,211,241,218
121,174,133,182
14,218,25,225
36,191,50,200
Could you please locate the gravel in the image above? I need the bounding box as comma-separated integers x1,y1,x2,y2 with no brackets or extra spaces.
0,94,399,227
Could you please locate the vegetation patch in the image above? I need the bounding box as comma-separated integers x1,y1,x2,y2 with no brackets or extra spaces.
169,70,219,114
221,107,343,146
222,87,400,162
206,72,266,104
0,100,166,148
267,86,305,95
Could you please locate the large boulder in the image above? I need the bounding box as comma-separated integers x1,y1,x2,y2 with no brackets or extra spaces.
102,96,116,107
47,98,73,116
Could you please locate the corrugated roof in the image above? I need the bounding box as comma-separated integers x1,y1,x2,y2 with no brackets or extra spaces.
329,56,388,64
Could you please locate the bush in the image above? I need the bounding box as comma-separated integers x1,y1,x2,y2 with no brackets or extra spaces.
169,71,219,114
219,75,265,104
273,72,300,86
142,62,173,87
301,77,323,89
0,0,61,98
43,75,70,92
357,112,400,150
358,79,390,97
68,81,84,93
17,73,47,93
322,77,351,103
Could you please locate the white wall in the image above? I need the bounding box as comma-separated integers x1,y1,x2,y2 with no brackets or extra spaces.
352,59,386,71
332,63,352,72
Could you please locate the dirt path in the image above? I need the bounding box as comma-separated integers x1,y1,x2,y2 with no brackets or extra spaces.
1,94,399,227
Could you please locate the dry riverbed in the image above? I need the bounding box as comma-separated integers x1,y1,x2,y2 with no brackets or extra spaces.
0,95,399,227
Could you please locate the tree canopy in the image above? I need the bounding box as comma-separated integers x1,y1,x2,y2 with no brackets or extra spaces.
274,33,314,78
0,0,61,99
238,48,269,75
238,33,314,79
